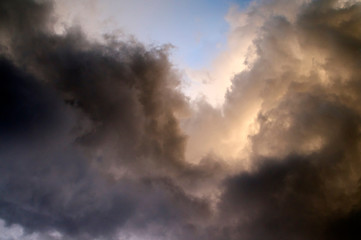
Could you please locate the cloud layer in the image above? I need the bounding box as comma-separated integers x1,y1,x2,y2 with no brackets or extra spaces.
1,0,361,239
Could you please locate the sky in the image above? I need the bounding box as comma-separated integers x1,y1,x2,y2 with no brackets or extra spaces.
54,0,251,105
54,0,249,68
1,0,361,240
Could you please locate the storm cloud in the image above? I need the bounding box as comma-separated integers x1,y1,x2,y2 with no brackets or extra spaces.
1,0,361,239
210,0,361,239
0,0,213,239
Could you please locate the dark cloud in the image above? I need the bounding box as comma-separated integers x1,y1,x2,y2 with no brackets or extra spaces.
213,0,361,239
0,0,213,239
0,52,211,238
0,55,134,237
2,0,361,239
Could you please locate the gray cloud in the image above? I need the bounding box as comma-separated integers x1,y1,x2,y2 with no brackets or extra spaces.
0,0,214,239
0,53,212,238
211,0,361,239
2,0,361,239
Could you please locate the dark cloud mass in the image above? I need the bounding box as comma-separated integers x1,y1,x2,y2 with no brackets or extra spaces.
1,0,361,239
215,0,361,239
0,0,210,239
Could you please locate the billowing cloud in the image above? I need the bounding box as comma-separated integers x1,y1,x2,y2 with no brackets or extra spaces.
211,0,361,239
185,0,361,239
1,0,361,239
0,0,215,239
